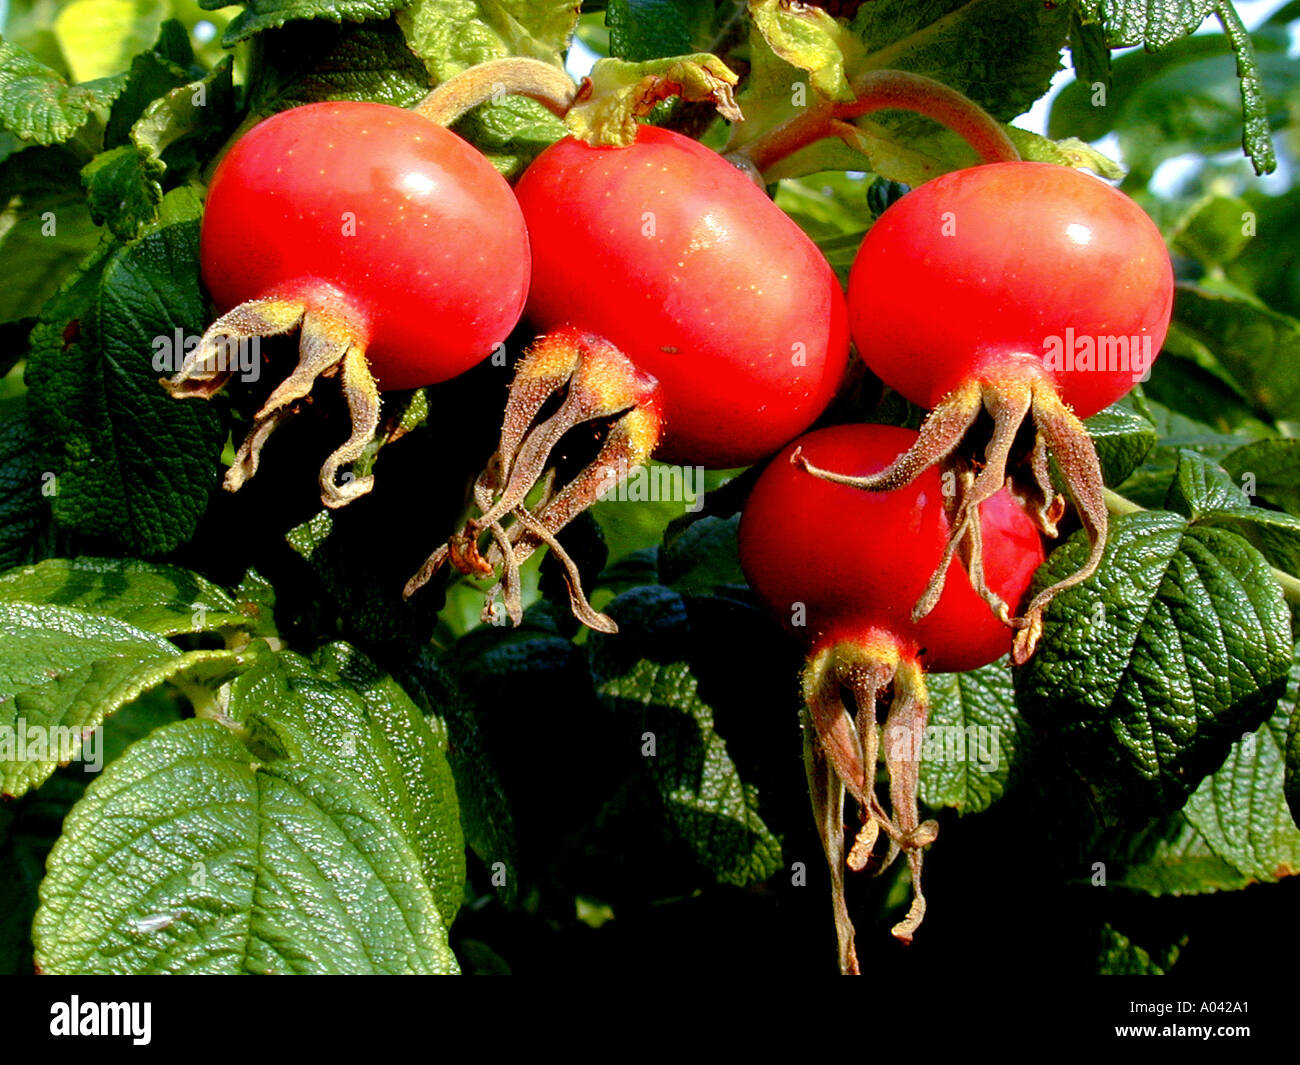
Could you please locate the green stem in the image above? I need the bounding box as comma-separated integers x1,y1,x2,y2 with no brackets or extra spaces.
415,57,578,127
1104,488,1300,606
731,68,1019,180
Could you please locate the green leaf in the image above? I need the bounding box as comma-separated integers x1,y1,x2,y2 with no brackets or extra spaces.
129,57,236,176
1098,924,1177,974
920,659,1023,815
1,647,248,798
245,19,430,118
25,188,226,554
80,144,164,240
0,556,251,637
1170,194,1257,269
1222,439,1300,518
405,650,520,907
1165,448,1300,577
33,717,458,973
0,38,127,145
1080,0,1215,48
1068,7,1111,89
448,94,566,179
0,689,182,973
209,0,400,46
0,397,56,570
589,586,783,887
1172,283,1300,424
0,144,102,324
398,0,578,82
1182,670,1300,882
660,515,744,595
1286,696,1300,829
748,0,862,102
1114,394,1264,507
102,31,194,149
225,644,466,922
0,557,257,797
1006,126,1125,179
1112,814,1253,894
1210,0,1276,175
1084,404,1159,487
1016,511,1292,816
0,598,176,697
607,0,726,63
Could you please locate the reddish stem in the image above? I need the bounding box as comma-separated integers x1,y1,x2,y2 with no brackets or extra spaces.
733,68,1020,178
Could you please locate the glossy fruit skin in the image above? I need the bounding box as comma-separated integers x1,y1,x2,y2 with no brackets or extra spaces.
738,424,1046,673
849,162,1173,418
514,125,849,469
201,101,530,391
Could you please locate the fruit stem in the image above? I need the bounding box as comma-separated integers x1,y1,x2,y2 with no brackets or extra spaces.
730,69,1020,179
415,58,579,127
1103,488,1300,605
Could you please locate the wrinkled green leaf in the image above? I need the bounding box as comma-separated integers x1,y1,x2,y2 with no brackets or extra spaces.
1183,669,1300,882
0,397,55,570
405,650,519,907
399,0,577,82
1079,0,1215,48
920,659,1023,814
589,586,783,886
130,57,236,175
207,0,400,46
0,556,250,636
246,19,430,118
607,0,726,63
25,188,225,554
80,144,164,240
1113,813,1253,895
1016,511,1291,816
0,38,127,146
661,514,744,594
1211,0,1276,175
1085,404,1159,487
1,647,247,798
1165,448,1300,576
225,644,466,922
34,718,458,973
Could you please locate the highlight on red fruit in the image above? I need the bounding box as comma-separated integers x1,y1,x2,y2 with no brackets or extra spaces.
799,161,1173,662
740,422,1046,972
408,123,849,630
165,100,530,507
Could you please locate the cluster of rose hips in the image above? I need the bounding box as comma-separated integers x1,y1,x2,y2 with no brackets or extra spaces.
168,60,1172,973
